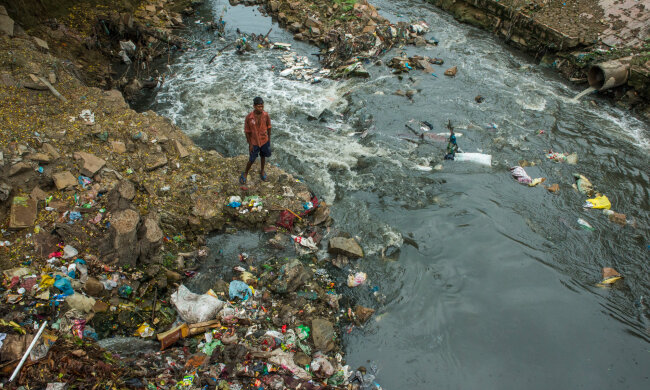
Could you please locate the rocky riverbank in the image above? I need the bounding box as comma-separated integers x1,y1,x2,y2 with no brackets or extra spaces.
0,1,378,388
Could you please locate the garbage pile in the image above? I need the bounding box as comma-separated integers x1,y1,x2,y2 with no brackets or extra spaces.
277,52,331,83
229,0,438,78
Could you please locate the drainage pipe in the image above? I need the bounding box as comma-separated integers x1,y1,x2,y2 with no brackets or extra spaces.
587,59,630,91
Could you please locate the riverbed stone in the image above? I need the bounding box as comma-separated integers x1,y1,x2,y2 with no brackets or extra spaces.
328,236,364,258
53,171,77,189
311,318,335,352
444,66,458,76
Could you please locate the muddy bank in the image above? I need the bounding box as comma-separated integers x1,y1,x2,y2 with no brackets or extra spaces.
425,0,650,115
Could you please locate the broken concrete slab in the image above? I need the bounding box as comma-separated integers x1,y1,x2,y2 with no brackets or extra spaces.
30,186,47,201
26,153,51,163
9,196,37,229
9,162,32,176
73,151,106,177
52,171,77,189
41,143,61,159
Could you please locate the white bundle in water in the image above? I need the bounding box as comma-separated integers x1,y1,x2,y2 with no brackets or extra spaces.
453,153,492,166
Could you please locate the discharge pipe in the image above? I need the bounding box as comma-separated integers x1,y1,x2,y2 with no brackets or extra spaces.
587,59,630,91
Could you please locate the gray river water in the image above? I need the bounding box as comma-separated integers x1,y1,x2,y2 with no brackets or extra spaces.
138,0,650,388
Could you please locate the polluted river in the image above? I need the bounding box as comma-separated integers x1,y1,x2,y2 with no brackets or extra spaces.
134,0,650,388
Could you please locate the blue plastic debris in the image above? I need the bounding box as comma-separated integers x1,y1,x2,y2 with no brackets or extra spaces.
229,280,252,300
53,275,74,295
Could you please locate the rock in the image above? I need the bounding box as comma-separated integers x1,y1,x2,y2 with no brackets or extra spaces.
117,180,136,200
328,236,364,258
111,141,126,154
103,89,128,109
9,162,32,176
53,171,77,189
0,13,14,37
48,71,56,84
33,36,49,51
83,277,105,296
444,66,457,76
26,153,51,163
354,305,375,324
192,196,219,219
0,182,11,202
30,186,46,201
310,27,320,36
73,152,106,177
138,218,163,261
145,154,168,170
269,0,279,12
9,197,37,228
109,209,140,267
312,201,330,225
475,95,484,103
173,140,189,158
289,22,302,32
294,352,311,367
41,143,60,159
311,318,335,352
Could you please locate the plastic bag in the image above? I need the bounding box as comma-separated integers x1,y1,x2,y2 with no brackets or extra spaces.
62,245,78,259
54,275,74,295
229,280,252,300
171,285,225,323
347,272,367,287
510,166,531,184
584,195,611,210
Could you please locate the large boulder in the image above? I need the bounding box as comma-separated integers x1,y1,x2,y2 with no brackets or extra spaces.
328,236,364,258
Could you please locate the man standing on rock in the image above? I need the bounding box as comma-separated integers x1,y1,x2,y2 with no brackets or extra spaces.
240,97,271,184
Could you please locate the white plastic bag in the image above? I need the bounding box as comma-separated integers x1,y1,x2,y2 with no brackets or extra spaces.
171,285,225,323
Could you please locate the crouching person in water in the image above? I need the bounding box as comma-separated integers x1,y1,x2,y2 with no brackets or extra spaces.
240,97,271,184
444,127,459,160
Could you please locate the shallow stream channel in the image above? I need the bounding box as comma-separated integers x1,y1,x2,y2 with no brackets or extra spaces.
134,0,650,388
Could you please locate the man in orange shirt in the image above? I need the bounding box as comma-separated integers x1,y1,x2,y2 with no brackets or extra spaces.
240,97,272,184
